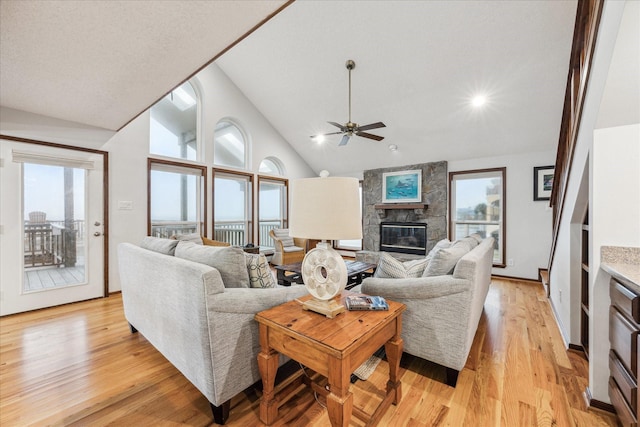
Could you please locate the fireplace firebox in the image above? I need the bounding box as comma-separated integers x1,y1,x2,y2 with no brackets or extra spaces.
379,222,427,256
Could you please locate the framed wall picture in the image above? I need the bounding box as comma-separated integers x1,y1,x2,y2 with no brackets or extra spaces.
382,169,422,203
533,165,555,201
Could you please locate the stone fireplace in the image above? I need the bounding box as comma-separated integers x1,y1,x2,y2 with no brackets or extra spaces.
360,161,447,260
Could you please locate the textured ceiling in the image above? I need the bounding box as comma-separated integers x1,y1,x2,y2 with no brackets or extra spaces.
216,0,578,175
0,0,288,131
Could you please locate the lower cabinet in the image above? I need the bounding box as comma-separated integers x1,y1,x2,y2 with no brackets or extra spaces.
610,277,640,426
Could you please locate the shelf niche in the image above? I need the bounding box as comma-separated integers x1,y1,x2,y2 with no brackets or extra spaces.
374,203,428,219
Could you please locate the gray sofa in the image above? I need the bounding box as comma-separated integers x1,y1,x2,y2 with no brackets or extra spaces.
118,239,308,424
356,237,494,386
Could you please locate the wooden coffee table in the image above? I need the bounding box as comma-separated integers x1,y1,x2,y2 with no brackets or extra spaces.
274,260,377,288
255,291,405,427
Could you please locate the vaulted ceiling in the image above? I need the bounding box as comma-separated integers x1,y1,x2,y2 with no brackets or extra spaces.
0,0,288,131
2,1,635,177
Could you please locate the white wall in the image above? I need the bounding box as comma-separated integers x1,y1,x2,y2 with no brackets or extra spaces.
589,123,640,401
449,150,554,280
104,63,316,292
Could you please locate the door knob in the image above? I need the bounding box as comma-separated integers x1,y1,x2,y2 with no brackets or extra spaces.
94,232,102,237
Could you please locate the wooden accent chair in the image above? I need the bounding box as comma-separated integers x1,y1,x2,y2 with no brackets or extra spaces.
269,228,307,265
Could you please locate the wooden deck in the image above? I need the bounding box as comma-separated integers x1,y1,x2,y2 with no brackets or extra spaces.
23,265,85,291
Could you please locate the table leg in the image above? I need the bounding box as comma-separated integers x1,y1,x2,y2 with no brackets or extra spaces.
258,326,279,425
276,269,287,286
326,357,353,427
384,330,403,405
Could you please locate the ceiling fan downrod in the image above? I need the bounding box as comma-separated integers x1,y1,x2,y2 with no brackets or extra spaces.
346,59,355,126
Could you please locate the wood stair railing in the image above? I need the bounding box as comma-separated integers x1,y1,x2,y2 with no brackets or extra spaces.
548,0,604,273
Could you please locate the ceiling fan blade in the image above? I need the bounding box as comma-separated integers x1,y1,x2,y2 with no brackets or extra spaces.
310,131,344,139
338,134,351,146
356,132,384,141
357,122,386,132
328,121,347,131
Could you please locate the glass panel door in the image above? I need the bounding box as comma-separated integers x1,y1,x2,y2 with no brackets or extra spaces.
149,160,205,238
258,178,287,251
23,164,86,291
213,171,252,246
1,141,105,316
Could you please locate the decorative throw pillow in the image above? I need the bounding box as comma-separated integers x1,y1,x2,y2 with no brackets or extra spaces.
140,236,179,256
273,229,295,247
173,233,203,245
174,241,250,288
374,252,429,279
245,253,277,288
423,240,471,277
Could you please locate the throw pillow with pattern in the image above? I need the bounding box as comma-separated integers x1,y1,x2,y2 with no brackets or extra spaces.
374,252,429,278
245,253,277,288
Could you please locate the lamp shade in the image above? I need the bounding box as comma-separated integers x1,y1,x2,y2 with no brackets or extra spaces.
289,176,363,240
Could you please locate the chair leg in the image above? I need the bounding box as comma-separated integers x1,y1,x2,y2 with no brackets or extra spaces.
445,367,459,387
128,323,138,333
211,400,230,425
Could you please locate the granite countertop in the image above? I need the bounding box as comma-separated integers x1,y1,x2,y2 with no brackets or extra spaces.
601,246,640,289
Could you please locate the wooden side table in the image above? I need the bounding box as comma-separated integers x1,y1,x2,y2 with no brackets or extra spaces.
255,291,405,427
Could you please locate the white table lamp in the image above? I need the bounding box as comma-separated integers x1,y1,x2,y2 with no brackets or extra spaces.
289,173,362,317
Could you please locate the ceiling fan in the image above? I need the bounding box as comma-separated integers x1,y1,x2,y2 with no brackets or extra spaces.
311,59,386,146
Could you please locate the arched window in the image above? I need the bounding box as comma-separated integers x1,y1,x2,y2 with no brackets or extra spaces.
214,120,247,169
150,81,198,161
259,157,285,176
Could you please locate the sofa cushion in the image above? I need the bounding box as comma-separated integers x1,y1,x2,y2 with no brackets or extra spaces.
175,241,250,288
173,233,204,244
273,228,295,247
426,238,452,260
423,239,471,277
245,253,277,288
469,233,483,244
140,236,179,256
374,252,429,278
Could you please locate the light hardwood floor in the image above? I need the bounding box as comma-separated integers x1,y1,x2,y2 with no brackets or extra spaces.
0,278,618,426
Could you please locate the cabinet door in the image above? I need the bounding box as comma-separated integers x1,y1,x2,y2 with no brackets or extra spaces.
611,306,639,377
611,279,640,324
610,377,638,427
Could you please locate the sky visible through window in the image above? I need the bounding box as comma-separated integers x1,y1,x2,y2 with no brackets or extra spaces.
455,177,495,212
23,164,85,221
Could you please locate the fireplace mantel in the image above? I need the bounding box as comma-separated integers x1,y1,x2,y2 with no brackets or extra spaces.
374,203,428,219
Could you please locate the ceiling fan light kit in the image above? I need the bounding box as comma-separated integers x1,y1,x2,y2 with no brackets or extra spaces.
311,59,386,146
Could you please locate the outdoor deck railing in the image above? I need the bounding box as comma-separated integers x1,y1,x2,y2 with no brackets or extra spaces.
24,223,65,268
150,220,283,250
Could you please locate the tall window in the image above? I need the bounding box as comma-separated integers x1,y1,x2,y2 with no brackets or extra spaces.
258,177,288,250
214,120,247,169
148,159,206,237
336,182,363,251
150,81,198,161
450,168,506,267
213,169,253,246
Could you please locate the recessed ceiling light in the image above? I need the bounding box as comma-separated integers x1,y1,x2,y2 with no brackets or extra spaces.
388,144,398,151
472,95,487,108
314,135,325,143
